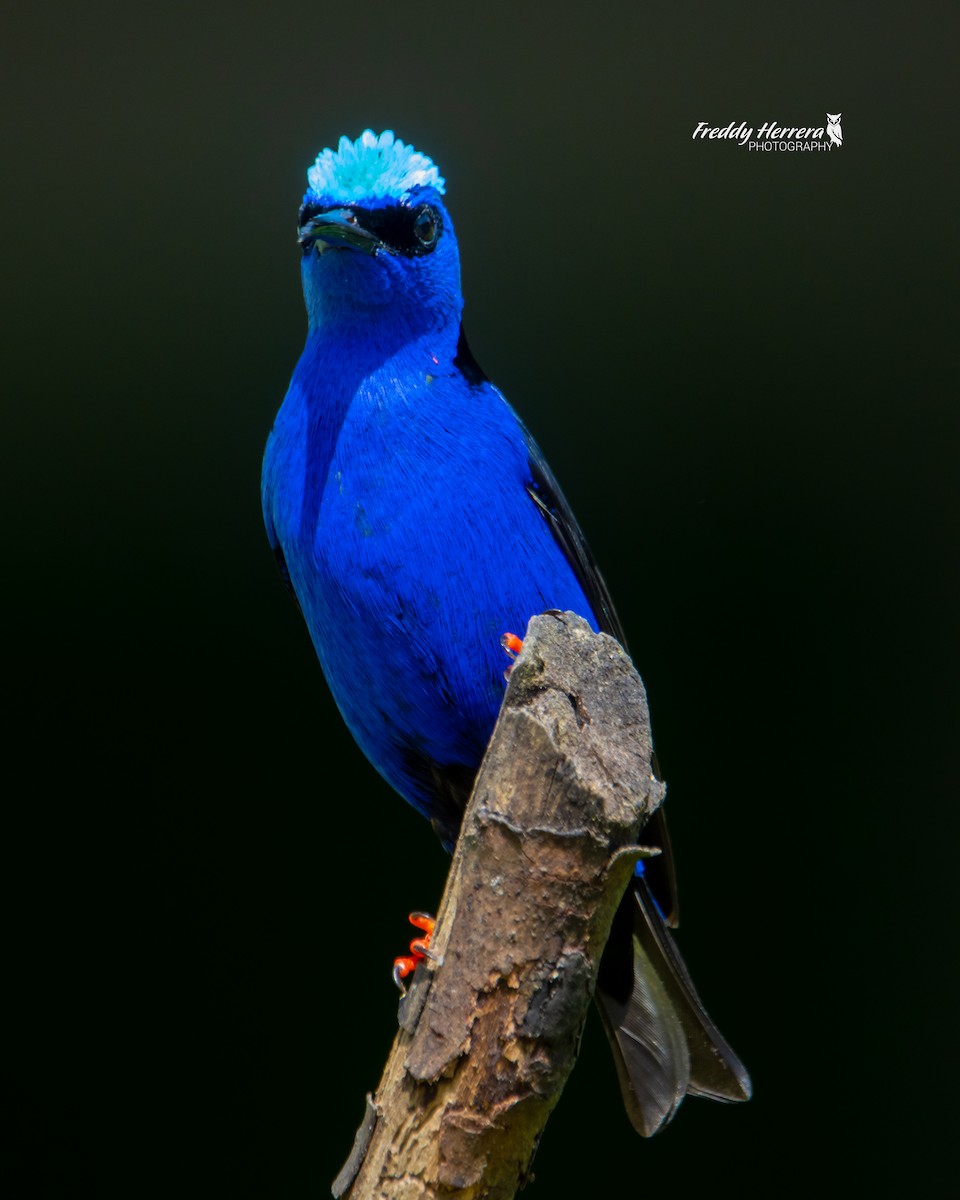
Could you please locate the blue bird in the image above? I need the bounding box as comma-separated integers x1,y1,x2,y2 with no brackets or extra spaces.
262,130,751,1135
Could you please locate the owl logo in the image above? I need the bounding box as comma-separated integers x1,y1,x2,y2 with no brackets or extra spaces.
826,113,843,148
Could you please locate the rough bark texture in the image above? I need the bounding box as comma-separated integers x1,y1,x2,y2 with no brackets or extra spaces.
334,612,666,1200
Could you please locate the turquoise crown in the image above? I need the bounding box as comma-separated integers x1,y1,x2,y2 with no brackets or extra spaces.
306,130,445,204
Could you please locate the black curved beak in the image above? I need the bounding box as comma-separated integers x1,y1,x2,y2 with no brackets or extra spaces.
298,207,382,256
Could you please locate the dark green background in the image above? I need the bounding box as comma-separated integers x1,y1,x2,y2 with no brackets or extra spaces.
7,2,957,1194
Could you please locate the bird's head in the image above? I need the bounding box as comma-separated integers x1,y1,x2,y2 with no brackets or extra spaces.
297,130,461,336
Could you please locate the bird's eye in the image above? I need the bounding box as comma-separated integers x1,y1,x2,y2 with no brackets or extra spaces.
413,205,440,249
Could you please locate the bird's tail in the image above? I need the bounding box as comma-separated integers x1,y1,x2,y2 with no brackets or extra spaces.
595,876,752,1136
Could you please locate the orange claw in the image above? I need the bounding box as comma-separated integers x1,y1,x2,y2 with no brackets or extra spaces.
501,632,524,657
392,912,437,993
501,631,524,679
392,955,419,988
408,911,436,941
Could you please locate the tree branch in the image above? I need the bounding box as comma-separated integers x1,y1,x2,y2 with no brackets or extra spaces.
334,611,666,1199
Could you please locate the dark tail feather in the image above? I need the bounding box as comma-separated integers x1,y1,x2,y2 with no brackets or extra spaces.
595,878,751,1136
595,909,691,1136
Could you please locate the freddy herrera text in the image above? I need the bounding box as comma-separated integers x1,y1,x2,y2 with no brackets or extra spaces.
692,121,828,147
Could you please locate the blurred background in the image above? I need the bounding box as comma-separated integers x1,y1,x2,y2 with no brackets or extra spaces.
5,1,957,1194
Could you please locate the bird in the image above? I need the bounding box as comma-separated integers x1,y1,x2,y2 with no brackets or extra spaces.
826,113,842,147
261,129,751,1136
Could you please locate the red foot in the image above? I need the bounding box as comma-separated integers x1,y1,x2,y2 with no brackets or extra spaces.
501,632,523,656
392,912,436,992
501,631,524,678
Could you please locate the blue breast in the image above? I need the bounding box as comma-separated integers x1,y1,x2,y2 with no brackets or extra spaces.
263,333,596,829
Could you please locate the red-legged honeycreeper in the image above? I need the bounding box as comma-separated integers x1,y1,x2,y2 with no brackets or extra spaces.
261,130,751,1135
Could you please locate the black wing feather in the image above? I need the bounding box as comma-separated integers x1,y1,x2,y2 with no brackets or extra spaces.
518,412,751,1133
522,427,679,926
455,328,751,1134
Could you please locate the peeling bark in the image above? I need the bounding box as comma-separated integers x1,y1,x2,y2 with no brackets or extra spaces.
334,612,666,1199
